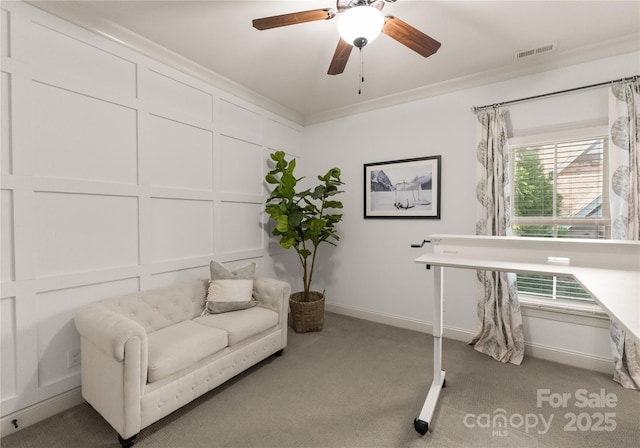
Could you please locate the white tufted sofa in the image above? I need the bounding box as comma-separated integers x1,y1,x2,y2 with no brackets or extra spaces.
74,277,291,448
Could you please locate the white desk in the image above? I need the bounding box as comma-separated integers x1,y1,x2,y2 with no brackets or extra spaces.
412,234,640,435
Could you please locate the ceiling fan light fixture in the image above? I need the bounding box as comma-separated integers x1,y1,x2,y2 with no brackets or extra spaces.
337,6,384,49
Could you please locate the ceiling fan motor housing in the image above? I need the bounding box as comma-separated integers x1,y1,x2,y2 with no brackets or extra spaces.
337,0,386,13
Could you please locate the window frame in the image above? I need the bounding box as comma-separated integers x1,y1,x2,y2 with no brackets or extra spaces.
508,125,610,325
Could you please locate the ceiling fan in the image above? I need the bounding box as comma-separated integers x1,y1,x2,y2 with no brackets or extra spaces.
252,0,441,76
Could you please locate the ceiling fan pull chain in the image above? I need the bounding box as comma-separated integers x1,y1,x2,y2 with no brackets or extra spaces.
358,47,364,95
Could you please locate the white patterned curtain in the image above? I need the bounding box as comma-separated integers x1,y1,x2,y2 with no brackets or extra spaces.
473,107,525,365
608,79,640,390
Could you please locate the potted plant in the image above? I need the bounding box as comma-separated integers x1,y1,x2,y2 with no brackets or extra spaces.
265,151,344,332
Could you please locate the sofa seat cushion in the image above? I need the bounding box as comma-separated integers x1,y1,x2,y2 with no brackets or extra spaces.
147,321,228,383
194,307,278,346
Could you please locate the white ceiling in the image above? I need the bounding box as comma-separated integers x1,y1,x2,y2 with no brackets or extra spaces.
28,1,640,125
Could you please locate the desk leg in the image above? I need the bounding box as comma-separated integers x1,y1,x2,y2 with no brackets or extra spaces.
414,265,446,435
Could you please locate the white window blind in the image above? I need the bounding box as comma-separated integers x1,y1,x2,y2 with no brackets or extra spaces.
510,132,609,304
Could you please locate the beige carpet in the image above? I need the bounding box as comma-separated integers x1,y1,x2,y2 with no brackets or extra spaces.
2,313,639,448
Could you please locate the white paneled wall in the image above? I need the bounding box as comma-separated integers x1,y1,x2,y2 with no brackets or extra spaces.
34,192,139,277
0,1,302,417
146,117,213,190
31,83,138,183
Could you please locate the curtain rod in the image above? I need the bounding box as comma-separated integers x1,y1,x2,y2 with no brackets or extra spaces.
472,75,639,113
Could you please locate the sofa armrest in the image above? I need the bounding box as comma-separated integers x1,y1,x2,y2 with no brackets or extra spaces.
75,305,148,362
76,304,148,440
253,277,291,315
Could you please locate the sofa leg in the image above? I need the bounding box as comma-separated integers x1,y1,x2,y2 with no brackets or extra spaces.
275,349,284,357
118,434,137,448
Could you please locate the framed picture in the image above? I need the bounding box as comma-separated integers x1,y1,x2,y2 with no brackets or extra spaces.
364,155,441,219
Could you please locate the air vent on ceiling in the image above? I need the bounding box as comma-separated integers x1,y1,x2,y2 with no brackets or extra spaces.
515,42,557,60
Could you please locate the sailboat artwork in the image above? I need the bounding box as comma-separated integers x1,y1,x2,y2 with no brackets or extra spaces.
364,156,441,219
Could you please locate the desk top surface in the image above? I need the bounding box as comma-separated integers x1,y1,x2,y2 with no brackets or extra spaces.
414,235,640,342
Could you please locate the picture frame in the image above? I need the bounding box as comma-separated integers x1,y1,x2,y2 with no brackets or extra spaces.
364,155,441,219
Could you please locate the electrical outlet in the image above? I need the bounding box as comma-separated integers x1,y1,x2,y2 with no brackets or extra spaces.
67,349,80,369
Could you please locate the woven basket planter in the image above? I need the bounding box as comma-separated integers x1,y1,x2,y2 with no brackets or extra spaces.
289,291,325,333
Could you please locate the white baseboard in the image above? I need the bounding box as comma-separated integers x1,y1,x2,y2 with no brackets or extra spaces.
325,302,613,375
523,341,612,374
0,387,84,437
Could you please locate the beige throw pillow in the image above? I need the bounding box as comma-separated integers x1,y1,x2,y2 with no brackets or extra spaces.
203,261,257,314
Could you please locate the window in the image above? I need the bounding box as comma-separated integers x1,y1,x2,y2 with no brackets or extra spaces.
509,127,609,307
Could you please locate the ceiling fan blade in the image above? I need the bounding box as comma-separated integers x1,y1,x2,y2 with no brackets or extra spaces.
327,38,353,75
382,16,441,57
253,9,335,30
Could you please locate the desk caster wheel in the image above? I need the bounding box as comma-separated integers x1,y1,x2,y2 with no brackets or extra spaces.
414,418,428,435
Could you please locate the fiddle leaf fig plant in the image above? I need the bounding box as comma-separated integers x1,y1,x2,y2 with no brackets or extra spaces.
265,151,344,295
